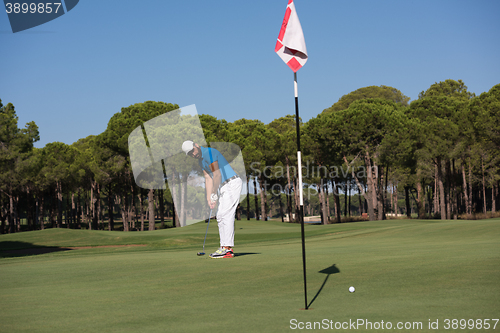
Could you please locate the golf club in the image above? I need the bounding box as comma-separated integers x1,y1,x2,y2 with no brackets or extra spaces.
197,208,212,256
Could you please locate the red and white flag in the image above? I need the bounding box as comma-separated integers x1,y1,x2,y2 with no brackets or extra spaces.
275,0,308,72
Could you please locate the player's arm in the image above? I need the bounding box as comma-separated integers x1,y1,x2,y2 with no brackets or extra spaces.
203,170,213,205
209,161,221,195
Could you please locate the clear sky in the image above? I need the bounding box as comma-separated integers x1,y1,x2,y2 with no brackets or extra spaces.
1,0,499,148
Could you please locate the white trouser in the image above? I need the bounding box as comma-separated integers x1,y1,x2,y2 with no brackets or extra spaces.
216,177,243,247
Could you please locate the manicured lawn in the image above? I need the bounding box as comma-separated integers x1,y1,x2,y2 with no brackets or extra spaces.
1,218,499,332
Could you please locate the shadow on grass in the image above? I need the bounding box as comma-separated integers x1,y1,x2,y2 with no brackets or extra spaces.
0,241,72,258
308,264,340,308
234,252,260,257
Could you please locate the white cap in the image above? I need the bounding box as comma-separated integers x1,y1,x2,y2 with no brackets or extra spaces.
182,140,195,155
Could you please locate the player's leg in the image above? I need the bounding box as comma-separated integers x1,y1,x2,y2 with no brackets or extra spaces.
210,178,242,258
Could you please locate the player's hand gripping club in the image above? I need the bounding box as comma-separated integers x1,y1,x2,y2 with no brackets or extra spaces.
209,193,218,209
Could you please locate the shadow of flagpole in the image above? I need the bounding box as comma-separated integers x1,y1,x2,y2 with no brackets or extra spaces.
308,264,340,308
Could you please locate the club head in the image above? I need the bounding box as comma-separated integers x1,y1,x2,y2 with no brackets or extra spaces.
197,252,205,256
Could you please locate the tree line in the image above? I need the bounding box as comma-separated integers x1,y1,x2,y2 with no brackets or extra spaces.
1,79,499,233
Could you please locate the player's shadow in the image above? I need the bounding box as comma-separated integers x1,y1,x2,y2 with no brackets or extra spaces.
308,264,340,308
234,253,260,257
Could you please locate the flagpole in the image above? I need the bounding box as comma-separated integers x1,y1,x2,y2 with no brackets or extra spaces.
275,0,308,310
294,71,308,310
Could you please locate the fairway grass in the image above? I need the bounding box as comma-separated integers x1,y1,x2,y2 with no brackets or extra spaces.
1,219,499,332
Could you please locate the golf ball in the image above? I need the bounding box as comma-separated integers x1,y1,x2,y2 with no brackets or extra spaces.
349,286,355,293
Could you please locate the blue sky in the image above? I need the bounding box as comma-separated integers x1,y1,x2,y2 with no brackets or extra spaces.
1,0,499,148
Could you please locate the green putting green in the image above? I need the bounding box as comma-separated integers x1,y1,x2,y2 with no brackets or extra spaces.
1,218,499,332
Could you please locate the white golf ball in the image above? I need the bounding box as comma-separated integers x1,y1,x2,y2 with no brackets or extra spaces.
349,286,355,293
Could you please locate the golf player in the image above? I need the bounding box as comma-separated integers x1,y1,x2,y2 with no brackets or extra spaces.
182,140,243,259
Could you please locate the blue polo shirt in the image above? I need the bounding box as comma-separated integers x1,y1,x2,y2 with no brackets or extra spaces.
199,146,237,184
